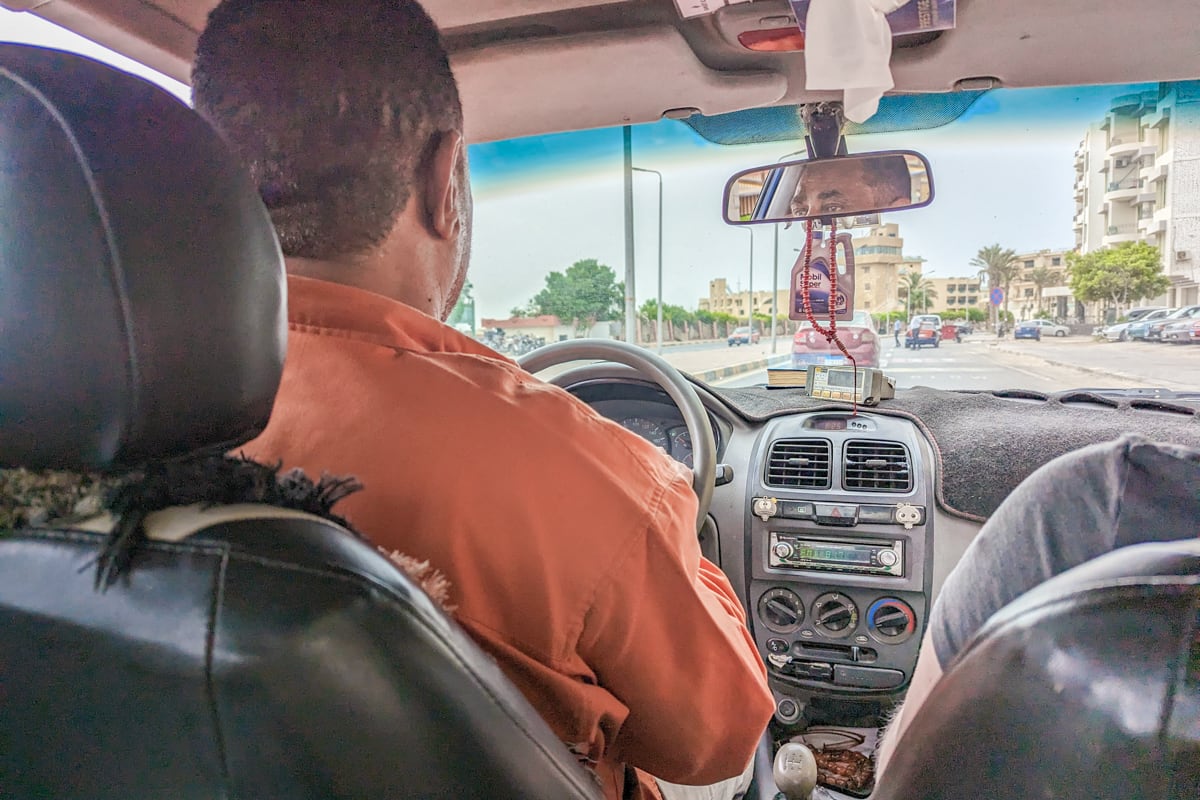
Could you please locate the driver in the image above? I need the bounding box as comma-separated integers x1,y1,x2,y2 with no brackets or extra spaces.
876,433,1200,774
789,157,913,218
191,2,773,799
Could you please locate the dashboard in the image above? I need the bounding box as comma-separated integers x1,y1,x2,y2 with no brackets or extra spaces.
568,375,940,731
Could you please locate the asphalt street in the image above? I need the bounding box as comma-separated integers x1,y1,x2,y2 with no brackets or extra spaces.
715,337,1159,392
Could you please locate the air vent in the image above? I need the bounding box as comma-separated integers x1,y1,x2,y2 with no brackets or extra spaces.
843,441,912,493
766,439,832,489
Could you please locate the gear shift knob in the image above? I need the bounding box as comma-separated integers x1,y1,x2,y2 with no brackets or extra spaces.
773,742,818,800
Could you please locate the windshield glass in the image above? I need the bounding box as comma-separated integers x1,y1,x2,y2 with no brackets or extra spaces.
8,6,1196,396
468,82,1200,394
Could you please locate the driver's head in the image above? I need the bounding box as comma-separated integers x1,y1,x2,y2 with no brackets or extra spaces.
790,157,913,218
193,0,470,319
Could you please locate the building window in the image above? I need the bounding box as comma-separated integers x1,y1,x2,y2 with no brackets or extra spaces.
1051,256,1062,266
863,266,871,273
864,284,872,290
947,296,956,305
958,296,968,304
969,285,979,292
968,297,978,304
1024,288,1034,298
1024,260,1034,268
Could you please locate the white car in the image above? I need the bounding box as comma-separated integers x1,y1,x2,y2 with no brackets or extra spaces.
1023,319,1070,338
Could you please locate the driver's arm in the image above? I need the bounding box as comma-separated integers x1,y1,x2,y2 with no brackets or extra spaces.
577,467,774,785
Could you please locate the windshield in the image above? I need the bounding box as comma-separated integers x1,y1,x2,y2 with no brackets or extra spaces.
8,7,1196,396
468,82,1200,395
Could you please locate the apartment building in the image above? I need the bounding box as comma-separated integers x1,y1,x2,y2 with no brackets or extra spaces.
922,276,982,315
1072,81,1200,306
852,223,909,314
699,277,789,322
1008,249,1073,320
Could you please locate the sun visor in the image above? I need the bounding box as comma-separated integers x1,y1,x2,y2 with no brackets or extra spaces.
453,26,787,143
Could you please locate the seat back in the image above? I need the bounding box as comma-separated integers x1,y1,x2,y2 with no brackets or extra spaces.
877,539,1200,800
0,44,599,800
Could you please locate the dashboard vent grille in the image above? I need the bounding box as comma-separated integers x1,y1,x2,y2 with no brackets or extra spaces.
766,439,832,489
843,441,912,492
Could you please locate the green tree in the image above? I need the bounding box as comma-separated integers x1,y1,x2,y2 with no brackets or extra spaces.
898,272,937,315
1066,242,1169,312
969,243,1021,320
639,299,695,326
530,259,624,334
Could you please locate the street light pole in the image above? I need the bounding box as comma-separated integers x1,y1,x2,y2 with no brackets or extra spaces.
771,223,780,353
740,227,754,330
632,167,664,354
622,126,636,344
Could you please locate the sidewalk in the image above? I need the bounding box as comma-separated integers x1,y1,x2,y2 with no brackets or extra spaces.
659,343,790,383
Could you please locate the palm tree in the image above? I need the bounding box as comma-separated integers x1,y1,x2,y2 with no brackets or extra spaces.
898,271,937,316
1028,266,1063,316
970,244,1018,324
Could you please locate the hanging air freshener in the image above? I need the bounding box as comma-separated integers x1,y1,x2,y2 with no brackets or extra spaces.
789,229,855,321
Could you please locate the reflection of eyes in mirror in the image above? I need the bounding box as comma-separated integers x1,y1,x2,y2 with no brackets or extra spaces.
723,152,933,225
789,157,911,217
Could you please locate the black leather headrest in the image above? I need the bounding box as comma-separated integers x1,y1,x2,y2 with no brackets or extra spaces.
878,539,1200,800
0,44,285,471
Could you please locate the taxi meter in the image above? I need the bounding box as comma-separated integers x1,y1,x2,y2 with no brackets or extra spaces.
805,365,895,406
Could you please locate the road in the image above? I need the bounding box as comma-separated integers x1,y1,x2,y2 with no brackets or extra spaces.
716,337,1157,392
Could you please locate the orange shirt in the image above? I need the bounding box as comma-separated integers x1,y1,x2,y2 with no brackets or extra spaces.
241,276,774,800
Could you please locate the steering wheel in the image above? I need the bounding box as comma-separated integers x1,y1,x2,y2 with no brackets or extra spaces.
519,339,716,533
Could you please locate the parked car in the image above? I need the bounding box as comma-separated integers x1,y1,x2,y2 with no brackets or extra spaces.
905,314,942,349
1106,308,1171,341
1127,308,1178,340
1147,305,1200,341
727,326,760,346
1163,315,1200,344
1022,319,1070,337
1014,321,1043,340
792,311,879,367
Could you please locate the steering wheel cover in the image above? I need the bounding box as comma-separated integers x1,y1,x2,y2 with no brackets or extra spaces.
519,340,716,532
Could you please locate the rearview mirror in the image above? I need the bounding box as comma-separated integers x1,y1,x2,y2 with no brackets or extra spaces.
723,151,933,225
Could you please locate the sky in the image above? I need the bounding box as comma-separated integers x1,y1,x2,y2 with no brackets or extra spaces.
1,6,1148,322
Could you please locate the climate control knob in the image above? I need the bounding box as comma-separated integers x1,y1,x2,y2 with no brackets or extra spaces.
811,592,858,638
867,598,916,644
758,588,805,634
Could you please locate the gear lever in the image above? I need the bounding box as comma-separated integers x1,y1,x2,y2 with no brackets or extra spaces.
773,742,818,800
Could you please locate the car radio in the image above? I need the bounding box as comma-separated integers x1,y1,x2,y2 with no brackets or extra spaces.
769,531,903,577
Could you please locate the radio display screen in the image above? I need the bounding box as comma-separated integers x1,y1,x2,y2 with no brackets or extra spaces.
796,543,872,564
769,532,904,576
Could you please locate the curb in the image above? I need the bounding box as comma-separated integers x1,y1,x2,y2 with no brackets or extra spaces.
698,355,791,384
988,342,1186,390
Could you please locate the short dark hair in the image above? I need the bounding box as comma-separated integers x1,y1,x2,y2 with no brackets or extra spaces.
193,0,462,258
864,156,913,205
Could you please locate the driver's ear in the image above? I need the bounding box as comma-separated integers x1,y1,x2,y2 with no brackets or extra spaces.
422,130,466,242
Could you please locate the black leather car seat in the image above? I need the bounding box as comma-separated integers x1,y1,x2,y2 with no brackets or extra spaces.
0,44,599,800
876,538,1200,800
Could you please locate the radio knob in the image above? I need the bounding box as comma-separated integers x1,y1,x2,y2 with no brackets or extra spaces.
773,542,795,559
877,550,898,567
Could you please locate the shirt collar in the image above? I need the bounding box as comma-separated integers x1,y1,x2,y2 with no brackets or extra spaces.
285,274,505,361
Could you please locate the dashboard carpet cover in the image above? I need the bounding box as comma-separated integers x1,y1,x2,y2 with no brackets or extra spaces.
711,386,1200,521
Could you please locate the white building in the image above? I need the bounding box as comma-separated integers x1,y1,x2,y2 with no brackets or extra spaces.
1073,81,1200,306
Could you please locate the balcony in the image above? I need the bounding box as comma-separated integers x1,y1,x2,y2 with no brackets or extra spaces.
1138,215,1165,236
1109,92,1146,114
1106,138,1154,159
1102,223,1140,246
1104,178,1146,203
